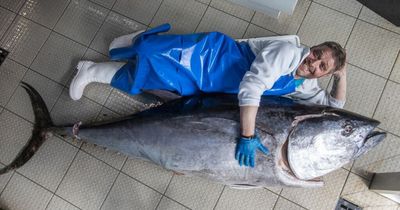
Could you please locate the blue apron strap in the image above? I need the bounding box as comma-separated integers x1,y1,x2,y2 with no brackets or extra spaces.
109,24,171,60
263,74,298,96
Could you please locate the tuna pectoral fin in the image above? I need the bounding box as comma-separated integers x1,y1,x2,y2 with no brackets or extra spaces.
354,131,386,158
0,82,53,175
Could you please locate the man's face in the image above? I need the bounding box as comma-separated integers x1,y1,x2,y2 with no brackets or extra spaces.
296,47,336,79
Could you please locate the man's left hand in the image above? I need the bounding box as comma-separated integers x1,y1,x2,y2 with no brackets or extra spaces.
235,134,269,167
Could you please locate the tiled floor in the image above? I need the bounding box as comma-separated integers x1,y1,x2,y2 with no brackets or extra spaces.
0,0,400,209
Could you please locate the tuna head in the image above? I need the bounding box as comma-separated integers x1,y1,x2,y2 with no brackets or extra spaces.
287,108,386,180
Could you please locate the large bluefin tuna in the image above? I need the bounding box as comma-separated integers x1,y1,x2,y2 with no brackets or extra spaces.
0,83,386,188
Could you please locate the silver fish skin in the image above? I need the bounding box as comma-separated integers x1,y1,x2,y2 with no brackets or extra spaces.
64,95,385,188
0,83,386,189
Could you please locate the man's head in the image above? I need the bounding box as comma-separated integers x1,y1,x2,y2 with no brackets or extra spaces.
296,41,346,79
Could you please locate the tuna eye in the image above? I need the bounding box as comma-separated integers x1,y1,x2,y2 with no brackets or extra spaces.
341,120,354,136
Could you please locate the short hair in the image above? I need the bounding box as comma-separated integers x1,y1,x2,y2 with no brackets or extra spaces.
311,41,346,72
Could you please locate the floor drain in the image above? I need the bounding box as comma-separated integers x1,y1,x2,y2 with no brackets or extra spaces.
335,198,362,210
0,48,9,66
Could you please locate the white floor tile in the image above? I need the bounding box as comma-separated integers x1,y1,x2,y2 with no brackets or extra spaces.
16,136,78,192
374,81,400,136
196,7,248,39
113,0,162,25
46,195,80,210
297,2,355,47
101,173,162,210
151,0,207,34
104,89,161,116
0,16,51,67
265,186,282,195
274,196,306,210
91,0,116,9
0,59,27,107
31,32,87,85
56,151,119,210
51,89,103,125
19,0,70,29
280,168,348,210
210,0,254,21
389,54,400,83
156,196,189,210
313,0,362,17
0,0,25,13
165,175,224,210
54,0,108,46
122,158,173,193
0,163,13,194
0,110,32,165
7,70,64,123
215,187,278,210
90,11,146,55
242,24,277,39
346,20,400,78
0,7,16,38
343,64,386,117
0,173,53,210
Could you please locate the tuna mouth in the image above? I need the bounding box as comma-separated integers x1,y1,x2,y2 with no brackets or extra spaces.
366,131,385,139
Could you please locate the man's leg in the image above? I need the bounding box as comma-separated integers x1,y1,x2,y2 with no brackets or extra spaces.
69,61,125,100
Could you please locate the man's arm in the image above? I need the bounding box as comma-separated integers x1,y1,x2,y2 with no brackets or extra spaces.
240,106,259,137
330,63,347,101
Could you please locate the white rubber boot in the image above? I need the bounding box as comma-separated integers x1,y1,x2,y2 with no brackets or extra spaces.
69,61,125,100
109,29,145,51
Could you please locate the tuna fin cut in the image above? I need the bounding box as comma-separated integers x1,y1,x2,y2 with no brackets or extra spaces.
0,82,53,175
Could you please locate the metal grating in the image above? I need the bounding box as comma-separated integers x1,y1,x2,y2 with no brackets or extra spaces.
335,198,362,210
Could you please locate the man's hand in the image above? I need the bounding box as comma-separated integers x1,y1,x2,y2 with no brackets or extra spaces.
333,62,347,79
235,133,269,167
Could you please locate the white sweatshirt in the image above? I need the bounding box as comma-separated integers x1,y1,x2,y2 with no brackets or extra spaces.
239,39,345,108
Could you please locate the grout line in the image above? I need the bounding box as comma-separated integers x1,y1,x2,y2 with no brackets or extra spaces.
147,0,165,28
338,168,351,197
0,171,15,197
312,1,360,19
45,194,83,210
271,195,279,209
193,1,210,32
43,145,80,209
212,185,225,210
343,5,361,48
208,5,254,24
278,194,309,210
371,49,400,119
0,8,18,42
160,194,193,210
241,11,256,39
98,157,128,209
50,0,73,31
295,0,312,35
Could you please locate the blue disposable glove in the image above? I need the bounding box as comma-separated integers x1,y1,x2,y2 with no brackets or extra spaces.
235,133,269,167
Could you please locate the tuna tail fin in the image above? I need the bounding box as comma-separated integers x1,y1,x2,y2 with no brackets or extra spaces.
0,82,53,175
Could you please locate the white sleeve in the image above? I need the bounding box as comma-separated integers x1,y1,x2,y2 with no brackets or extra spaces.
238,41,299,106
289,79,345,108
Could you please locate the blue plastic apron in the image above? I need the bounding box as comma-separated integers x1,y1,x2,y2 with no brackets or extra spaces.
109,23,302,97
